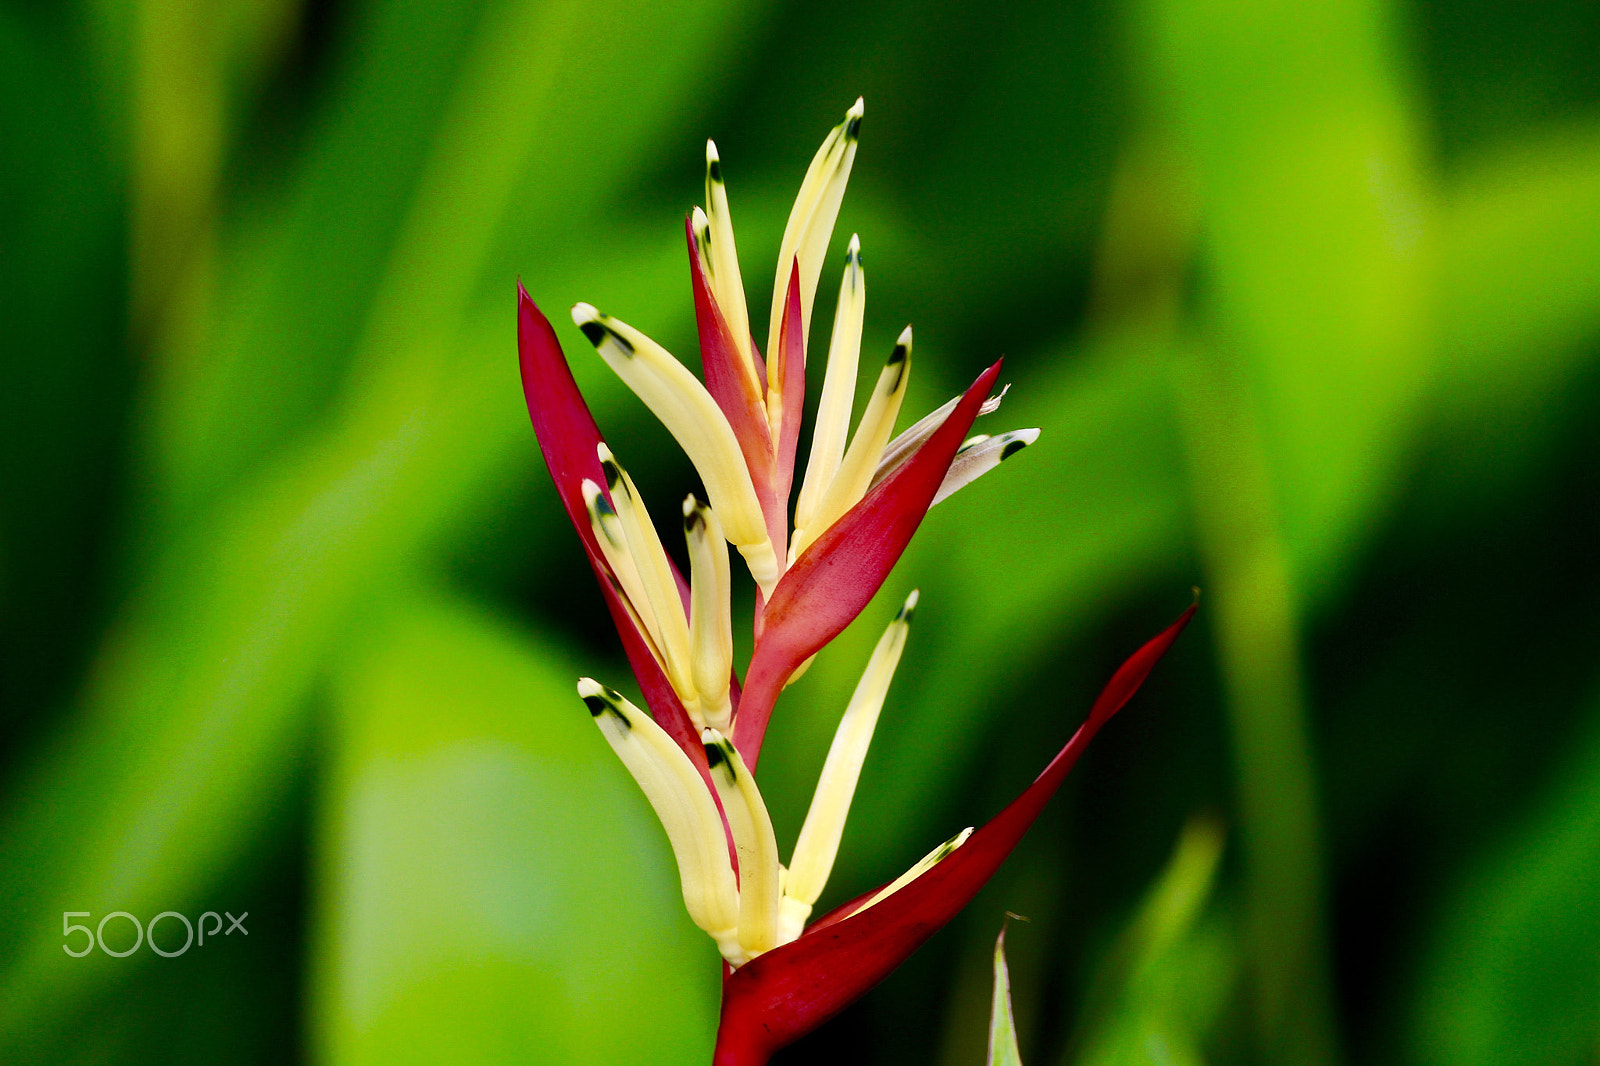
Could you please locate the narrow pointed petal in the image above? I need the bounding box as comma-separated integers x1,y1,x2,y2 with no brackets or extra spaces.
766,98,864,361
599,446,697,713
517,284,700,756
931,428,1041,507
714,605,1195,1061
687,214,774,485
685,496,735,731
602,582,705,764
790,326,912,561
703,142,757,375
988,928,1024,1066
873,384,1012,490
855,826,973,912
572,303,781,590
583,479,664,659
780,591,915,941
794,234,865,536
703,728,782,959
734,359,1005,767
580,680,741,957
765,259,807,518
518,283,609,558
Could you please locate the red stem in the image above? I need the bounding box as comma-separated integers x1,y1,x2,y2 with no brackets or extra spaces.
711,1038,770,1066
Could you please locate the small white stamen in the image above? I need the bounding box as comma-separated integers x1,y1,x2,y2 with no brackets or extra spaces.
766,98,865,368
579,680,740,957
780,590,917,942
930,428,1040,506
790,325,912,561
584,480,667,665
704,141,759,390
794,234,865,536
702,727,782,958
683,496,734,731
597,446,698,721
857,826,975,914
571,304,780,593
872,384,1012,490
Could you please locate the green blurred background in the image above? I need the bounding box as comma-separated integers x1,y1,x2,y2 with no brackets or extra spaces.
3,0,1598,1062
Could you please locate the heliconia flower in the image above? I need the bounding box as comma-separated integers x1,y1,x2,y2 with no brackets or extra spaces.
516,100,1192,1065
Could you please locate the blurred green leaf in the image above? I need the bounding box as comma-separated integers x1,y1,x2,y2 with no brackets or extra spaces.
315,588,714,1065
152,0,771,523
1127,4,1437,1061
1410,686,1600,1066
147,0,488,519
1437,117,1600,416
0,5,127,725
1171,341,1336,1066
1133,0,1434,600
0,0,754,1051
989,927,1025,1066
0,424,427,1056
1070,816,1232,1066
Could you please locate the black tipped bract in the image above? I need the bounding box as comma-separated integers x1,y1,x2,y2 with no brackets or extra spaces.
1001,438,1029,461
602,457,623,490
704,741,729,772
580,318,635,356
585,688,631,728
897,599,917,624
846,114,862,140
708,157,723,183
578,319,607,347
884,342,909,390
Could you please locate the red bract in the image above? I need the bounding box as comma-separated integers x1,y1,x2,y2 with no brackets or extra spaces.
515,100,1190,1064
517,282,705,763
734,357,1004,767
712,607,1195,1064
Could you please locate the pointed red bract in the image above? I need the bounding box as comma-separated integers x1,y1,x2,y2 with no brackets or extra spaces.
713,606,1196,1063
687,219,774,490
517,282,607,549
516,283,704,763
733,359,1005,767
769,261,806,514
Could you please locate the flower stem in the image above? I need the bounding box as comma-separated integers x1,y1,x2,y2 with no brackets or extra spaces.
711,1026,771,1066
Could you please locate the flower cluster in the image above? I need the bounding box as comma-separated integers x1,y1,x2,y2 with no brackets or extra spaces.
517,99,1192,1065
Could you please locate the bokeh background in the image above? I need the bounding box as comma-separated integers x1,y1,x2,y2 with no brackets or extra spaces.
4,0,1599,1062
